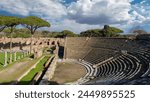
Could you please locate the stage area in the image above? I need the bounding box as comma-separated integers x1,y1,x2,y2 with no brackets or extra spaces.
51,62,86,84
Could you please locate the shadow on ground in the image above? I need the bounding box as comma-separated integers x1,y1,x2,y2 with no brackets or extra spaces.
0,80,60,85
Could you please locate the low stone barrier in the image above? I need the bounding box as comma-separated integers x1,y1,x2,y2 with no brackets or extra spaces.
30,72,43,85
30,55,54,85
17,56,44,82
39,55,57,85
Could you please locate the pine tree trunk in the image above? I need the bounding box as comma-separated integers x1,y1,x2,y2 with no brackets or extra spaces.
9,32,13,64
30,35,33,54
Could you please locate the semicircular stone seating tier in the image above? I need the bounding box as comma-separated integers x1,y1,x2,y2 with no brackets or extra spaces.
84,48,150,85
65,38,150,84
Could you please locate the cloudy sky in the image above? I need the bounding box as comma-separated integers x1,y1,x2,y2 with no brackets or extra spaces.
0,0,150,34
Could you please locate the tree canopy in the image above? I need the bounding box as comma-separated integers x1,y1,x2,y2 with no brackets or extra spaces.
80,25,123,37
21,16,50,35
4,16,20,27
0,15,21,63
2,28,31,38
0,16,8,32
133,29,148,35
102,25,123,37
21,16,51,54
1,15,125,38
60,30,77,37
41,30,78,38
0,15,21,32
80,29,102,37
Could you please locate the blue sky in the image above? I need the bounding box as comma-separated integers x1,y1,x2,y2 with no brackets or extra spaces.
131,0,142,4
0,0,150,34
61,0,75,4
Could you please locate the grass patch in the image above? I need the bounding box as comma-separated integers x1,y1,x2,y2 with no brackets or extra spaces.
0,52,5,68
0,56,39,84
19,56,50,85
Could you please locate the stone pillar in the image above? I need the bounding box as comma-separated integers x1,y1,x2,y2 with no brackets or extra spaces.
28,51,30,55
21,52,24,58
4,51,7,66
24,51,26,57
64,37,67,59
56,45,59,57
9,52,12,64
14,52,16,61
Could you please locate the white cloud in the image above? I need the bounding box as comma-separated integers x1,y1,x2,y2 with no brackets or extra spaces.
0,0,29,15
129,0,134,2
50,19,100,33
67,0,132,25
130,1,150,25
0,0,149,33
0,0,67,19
123,0,150,33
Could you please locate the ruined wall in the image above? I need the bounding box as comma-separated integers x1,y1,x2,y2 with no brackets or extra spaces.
0,37,65,52
64,37,145,60
136,34,150,40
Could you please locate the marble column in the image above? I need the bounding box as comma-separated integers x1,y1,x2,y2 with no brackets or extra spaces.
4,51,7,66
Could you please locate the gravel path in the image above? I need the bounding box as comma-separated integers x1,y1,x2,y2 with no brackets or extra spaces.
0,59,32,84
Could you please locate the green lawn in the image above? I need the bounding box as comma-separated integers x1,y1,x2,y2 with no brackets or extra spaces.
0,52,26,69
0,52,5,68
19,56,50,85
0,57,41,84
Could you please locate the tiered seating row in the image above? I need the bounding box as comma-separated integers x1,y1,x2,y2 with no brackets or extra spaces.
65,37,150,85
71,61,97,84
84,52,148,85
83,48,119,64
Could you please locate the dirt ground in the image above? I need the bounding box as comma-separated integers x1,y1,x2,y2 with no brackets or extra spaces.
51,62,86,84
0,58,36,84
